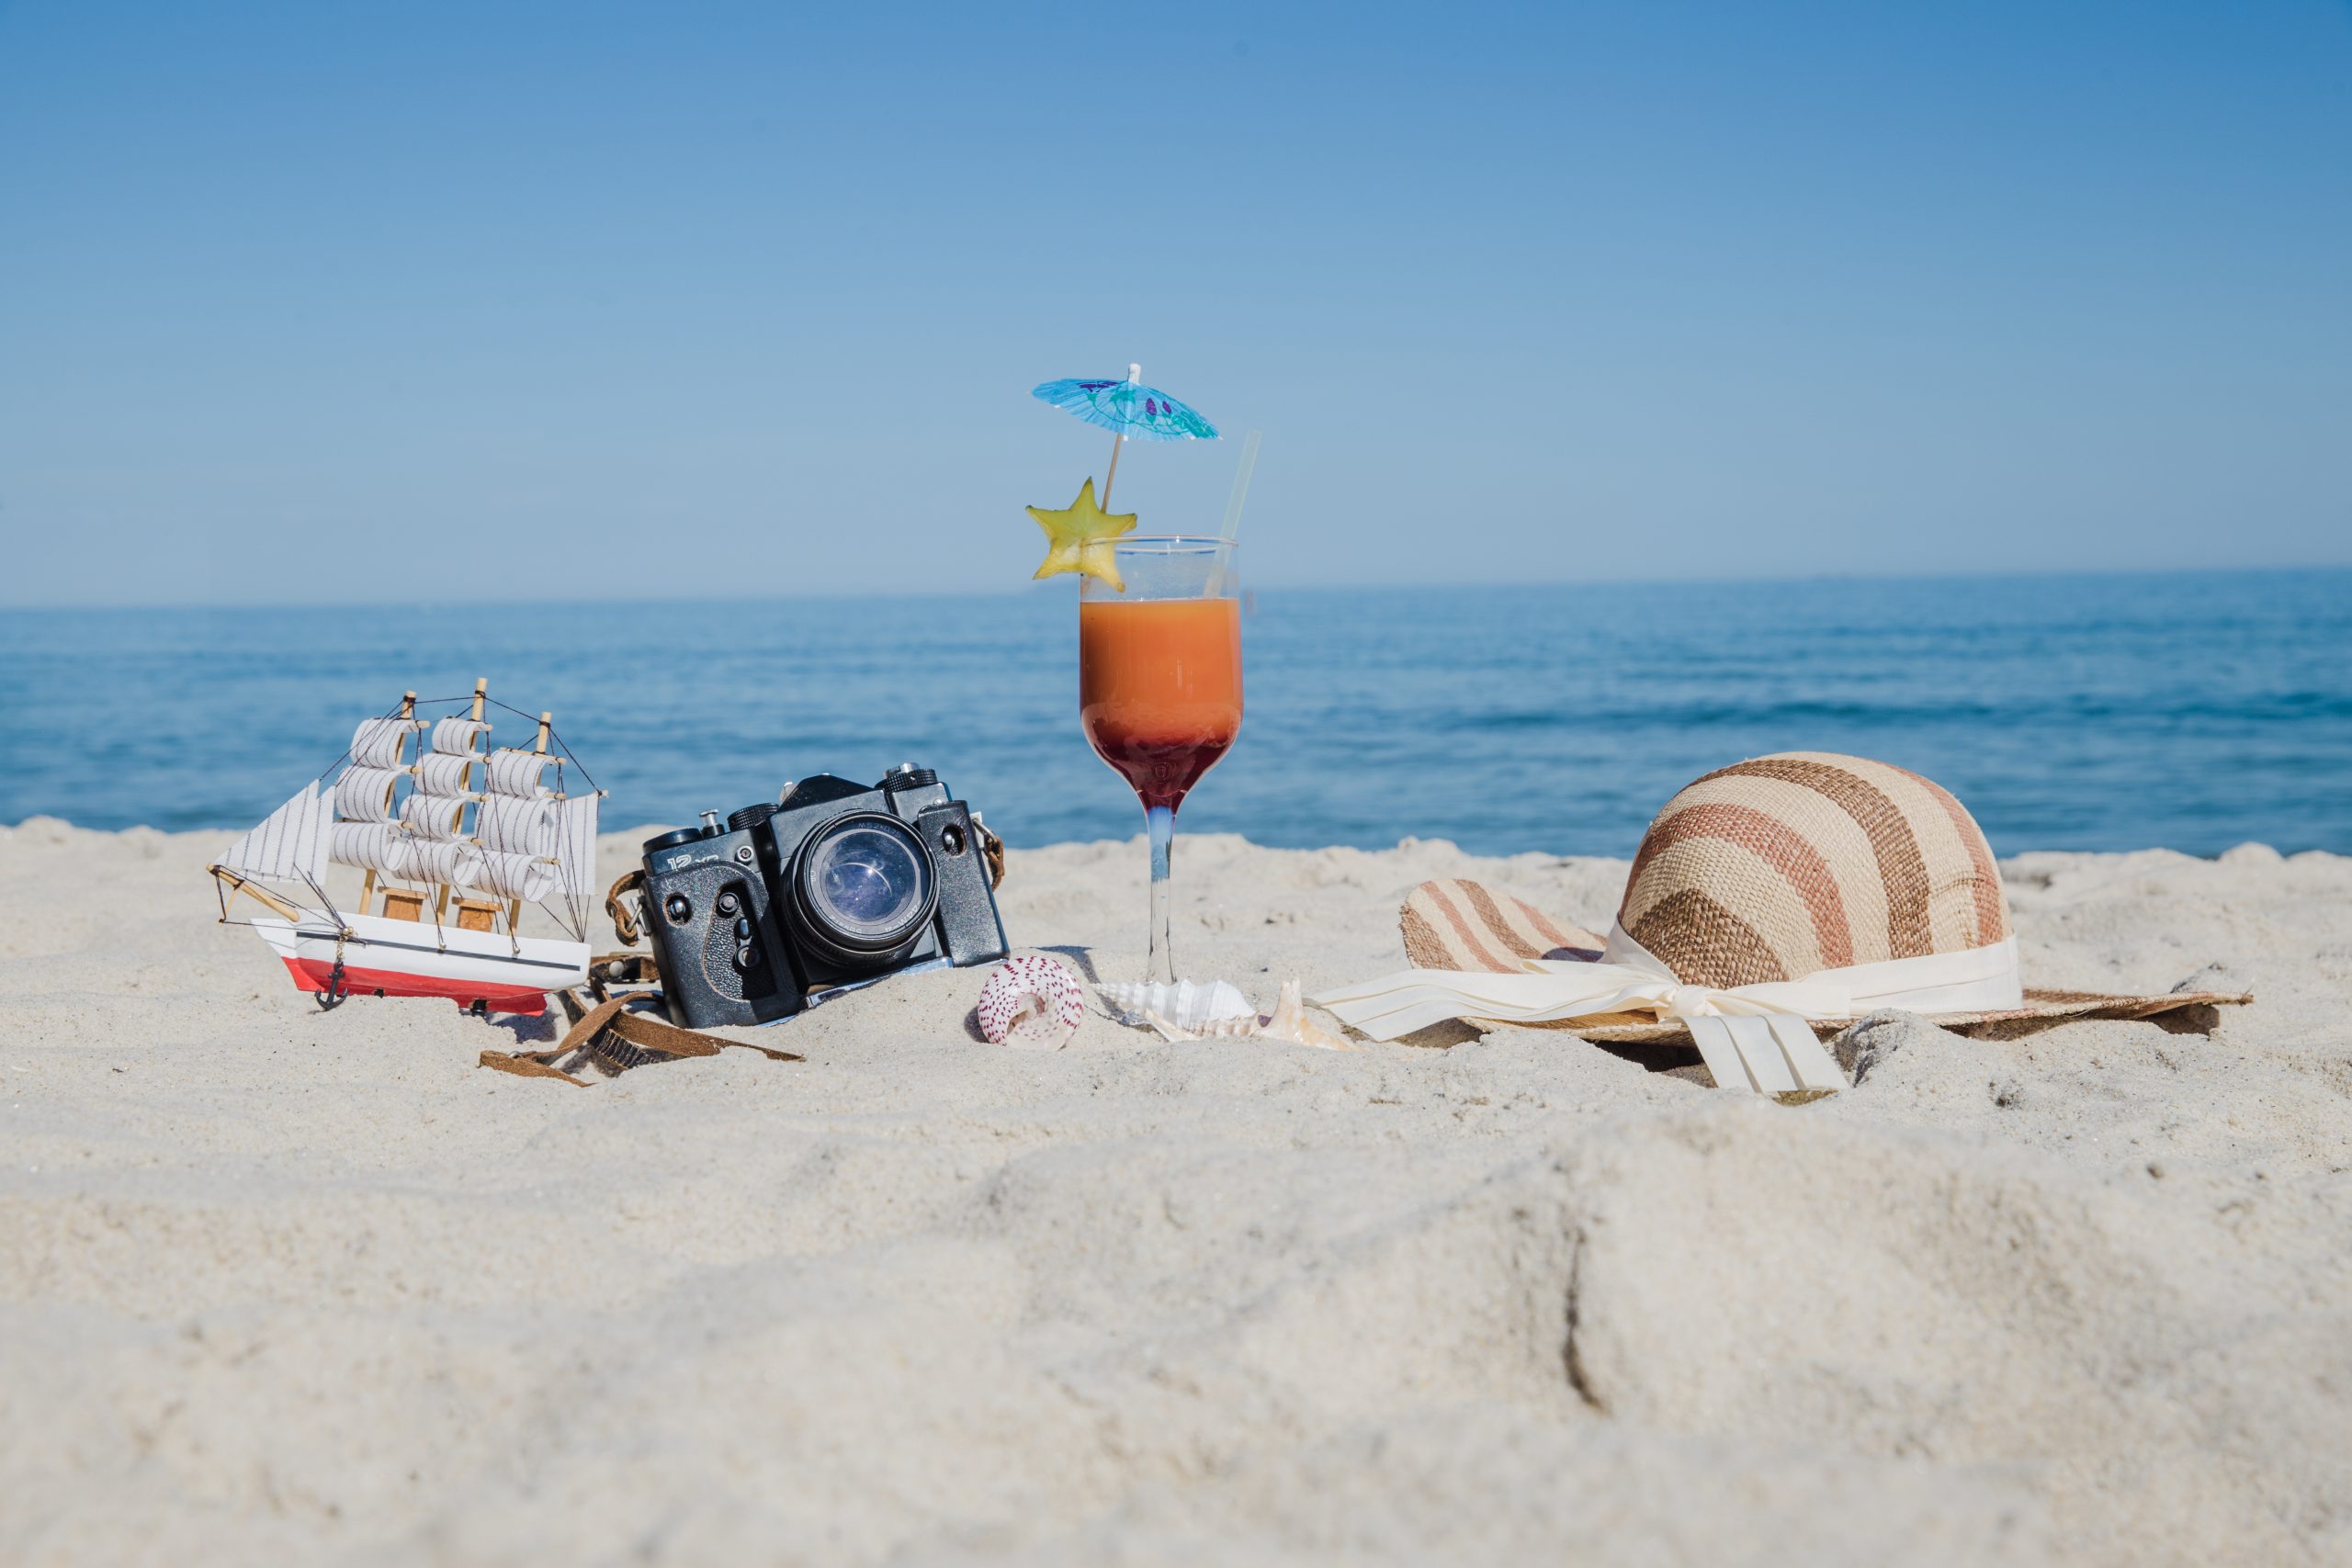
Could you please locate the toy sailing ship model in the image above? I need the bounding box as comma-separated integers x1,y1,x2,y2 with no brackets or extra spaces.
208,681,600,1015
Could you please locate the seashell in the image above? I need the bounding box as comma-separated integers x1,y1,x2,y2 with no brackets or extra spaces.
1146,977,1361,1052
1144,1010,1260,1043
1259,977,1356,1050
977,954,1088,1048
1097,977,1253,1031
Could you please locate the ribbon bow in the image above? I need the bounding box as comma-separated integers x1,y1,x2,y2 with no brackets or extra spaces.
1312,929,1854,1094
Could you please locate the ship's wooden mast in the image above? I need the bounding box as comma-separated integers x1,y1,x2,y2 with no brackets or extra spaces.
432,679,488,924
357,689,417,919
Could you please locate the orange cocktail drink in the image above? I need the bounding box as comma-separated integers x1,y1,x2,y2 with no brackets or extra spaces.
1080,596,1243,812
1078,536,1241,985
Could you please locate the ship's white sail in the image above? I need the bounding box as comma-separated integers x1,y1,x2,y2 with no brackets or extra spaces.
216,783,329,884
478,794,559,858
484,749,556,799
401,789,472,840
554,791,599,930
411,838,486,890
334,767,402,823
431,717,490,755
477,850,557,903
330,822,416,877
349,717,421,770
413,752,479,800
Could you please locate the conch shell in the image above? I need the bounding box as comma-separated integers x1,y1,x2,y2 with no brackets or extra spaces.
1147,977,1360,1052
1097,977,1252,1031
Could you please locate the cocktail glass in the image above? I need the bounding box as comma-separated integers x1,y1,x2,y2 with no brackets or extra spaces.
1080,537,1243,985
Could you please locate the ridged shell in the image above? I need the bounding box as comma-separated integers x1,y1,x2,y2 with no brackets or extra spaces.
1145,977,1360,1052
1097,977,1252,1031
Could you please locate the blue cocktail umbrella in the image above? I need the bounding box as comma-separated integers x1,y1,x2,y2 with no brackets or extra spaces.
1032,363,1218,507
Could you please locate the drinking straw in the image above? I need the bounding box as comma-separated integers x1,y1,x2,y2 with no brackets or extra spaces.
1218,429,1261,543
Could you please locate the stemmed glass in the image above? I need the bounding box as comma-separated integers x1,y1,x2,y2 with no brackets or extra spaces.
1080,537,1244,984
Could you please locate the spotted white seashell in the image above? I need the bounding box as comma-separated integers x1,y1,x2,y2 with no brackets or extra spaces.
1146,978,1361,1052
1097,977,1253,1031
977,954,1088,1048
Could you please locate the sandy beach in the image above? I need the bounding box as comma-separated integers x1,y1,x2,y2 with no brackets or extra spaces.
2,818,2346,1565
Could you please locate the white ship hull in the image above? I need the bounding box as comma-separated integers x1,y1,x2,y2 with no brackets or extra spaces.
251,911,590,1015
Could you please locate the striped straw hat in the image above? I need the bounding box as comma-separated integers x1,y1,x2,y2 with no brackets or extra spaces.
1389,751,2248,1046
1618,751,2007,989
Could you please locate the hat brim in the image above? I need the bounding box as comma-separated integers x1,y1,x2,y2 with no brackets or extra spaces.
1397,879,2250,1046
1520,987,2250,1046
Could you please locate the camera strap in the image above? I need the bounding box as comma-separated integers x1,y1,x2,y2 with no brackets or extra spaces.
477,873,806,1086
478,990,804,1087
605,869,649,947
978,818,1007,889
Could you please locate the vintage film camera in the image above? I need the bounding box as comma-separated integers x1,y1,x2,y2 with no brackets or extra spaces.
639,765,1009,1029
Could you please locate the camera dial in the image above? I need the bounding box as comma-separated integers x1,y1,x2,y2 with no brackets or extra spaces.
786,812,940,965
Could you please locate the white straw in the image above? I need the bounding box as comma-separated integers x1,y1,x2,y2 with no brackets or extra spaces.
1218,429,1261,543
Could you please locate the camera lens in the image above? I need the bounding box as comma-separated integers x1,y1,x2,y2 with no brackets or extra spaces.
786,813,939,964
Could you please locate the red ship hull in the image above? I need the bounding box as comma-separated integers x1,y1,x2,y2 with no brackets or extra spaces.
281,955,553,1014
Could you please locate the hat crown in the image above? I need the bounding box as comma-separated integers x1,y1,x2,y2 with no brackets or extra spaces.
1616,752,2011,989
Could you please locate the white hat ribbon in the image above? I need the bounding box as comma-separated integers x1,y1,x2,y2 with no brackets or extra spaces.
1312,930,2023,1096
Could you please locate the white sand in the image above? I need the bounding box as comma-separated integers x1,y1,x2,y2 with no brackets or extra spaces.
1,820,2346,1565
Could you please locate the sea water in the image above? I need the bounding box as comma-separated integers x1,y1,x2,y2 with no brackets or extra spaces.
3,569,2346,858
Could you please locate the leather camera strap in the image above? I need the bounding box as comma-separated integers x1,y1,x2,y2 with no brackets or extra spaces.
479,992,803,1088
605,869,648,948
978,818,1007,889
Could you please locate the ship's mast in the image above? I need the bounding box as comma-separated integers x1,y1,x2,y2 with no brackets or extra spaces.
432,678,489,924
358,689,417,919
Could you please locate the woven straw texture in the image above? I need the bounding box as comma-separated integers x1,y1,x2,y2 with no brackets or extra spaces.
1616,751,2012,988
1400,879,1604,972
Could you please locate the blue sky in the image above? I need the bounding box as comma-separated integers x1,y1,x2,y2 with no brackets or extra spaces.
1,0,2346,604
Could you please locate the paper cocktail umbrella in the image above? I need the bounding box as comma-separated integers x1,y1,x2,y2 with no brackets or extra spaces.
1032,363,1218,508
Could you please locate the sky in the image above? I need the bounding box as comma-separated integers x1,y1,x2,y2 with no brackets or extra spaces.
0,0,2346,605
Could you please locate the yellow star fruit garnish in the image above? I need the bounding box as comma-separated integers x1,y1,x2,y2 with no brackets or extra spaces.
1026,477,1136,591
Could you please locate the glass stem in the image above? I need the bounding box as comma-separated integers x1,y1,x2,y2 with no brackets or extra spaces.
1146,803,1176,984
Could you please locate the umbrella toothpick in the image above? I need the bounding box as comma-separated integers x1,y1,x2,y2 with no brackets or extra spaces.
1102,362,1141,507
1030,360,1217,516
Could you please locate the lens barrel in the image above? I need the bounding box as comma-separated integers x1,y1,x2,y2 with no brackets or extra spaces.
784,812,940,965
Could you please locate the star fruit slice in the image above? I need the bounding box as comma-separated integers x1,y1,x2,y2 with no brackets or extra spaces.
1026,477,1136,591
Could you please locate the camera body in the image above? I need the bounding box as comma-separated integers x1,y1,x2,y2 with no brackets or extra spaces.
640,766,1009,1029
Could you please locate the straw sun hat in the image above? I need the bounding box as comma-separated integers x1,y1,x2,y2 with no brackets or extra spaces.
1314,752,2250,1094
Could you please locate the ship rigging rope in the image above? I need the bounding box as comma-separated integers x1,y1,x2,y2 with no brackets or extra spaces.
296,694,418,792
292,692,597,802
414,694,603,794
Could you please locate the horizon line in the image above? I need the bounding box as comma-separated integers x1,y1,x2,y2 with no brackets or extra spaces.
6,560,2350,615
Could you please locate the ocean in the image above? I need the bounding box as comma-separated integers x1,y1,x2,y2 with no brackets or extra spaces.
4,569,2347,859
